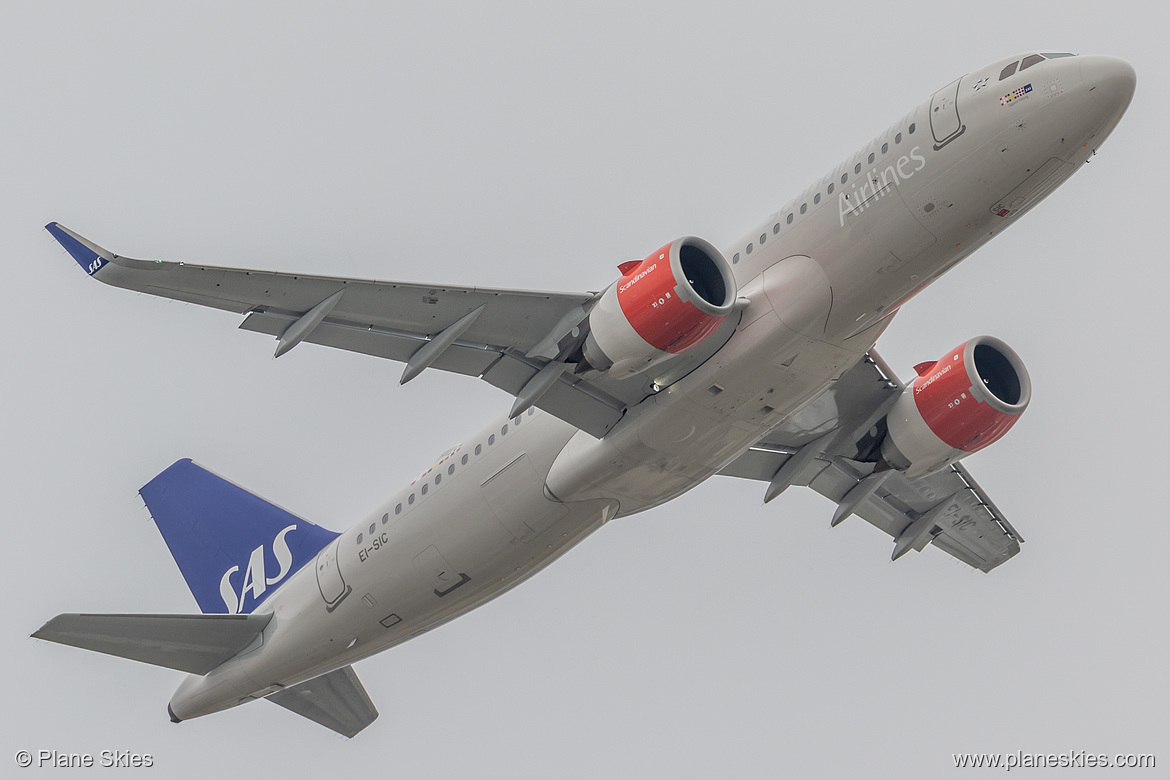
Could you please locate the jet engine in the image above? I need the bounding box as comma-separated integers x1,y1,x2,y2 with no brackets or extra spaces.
880,336,1030,477
582,237,737,378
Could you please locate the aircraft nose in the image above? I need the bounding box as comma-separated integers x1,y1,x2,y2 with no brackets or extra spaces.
1079,55,1136,117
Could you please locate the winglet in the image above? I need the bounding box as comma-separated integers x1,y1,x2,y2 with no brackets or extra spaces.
45,222,114,276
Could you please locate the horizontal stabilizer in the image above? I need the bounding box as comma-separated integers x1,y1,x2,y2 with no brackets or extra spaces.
32,612,272,675
268,665,378,738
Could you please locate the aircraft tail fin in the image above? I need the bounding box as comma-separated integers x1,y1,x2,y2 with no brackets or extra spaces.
139,459,339,615
268,665,379,738
32,613,272,674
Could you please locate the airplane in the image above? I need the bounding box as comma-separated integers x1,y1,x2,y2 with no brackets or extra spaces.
34,51,1135,738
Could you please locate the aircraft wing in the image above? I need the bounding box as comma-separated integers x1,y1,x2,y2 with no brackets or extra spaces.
47,223,738,438
719,351,1023,572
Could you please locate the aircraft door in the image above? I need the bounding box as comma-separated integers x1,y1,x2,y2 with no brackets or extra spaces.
315,538,351,612
929,78,965,149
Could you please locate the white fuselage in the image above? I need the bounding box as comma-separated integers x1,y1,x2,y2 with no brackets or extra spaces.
170,53,1134,721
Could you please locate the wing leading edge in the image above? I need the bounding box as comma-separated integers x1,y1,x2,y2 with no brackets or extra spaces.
720,352,1023,572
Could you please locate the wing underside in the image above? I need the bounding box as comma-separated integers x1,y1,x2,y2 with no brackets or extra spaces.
47,223,738,437
720,352,1023,572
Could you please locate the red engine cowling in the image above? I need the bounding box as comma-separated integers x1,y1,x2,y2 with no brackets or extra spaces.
582,237,736,377
881,336,1030,477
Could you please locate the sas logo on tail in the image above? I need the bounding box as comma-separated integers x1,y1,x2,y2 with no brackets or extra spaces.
219,524,298,614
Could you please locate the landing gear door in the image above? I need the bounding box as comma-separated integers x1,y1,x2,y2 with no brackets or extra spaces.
929,78,965,150
316,538,351,612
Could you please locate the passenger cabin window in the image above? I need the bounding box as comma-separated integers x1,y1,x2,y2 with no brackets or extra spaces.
1020,54,1045,71
1000,61,1019,80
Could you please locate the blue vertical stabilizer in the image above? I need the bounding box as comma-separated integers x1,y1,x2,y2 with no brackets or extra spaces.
140,459,339,614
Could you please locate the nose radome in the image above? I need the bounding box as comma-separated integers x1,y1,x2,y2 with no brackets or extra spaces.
1079,55,1137,111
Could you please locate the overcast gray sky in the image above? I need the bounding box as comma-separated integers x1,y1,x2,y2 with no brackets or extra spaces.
3,2,1165,777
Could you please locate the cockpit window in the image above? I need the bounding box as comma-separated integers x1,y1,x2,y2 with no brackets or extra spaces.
999,61,1019,80
1020,54,1045,71
1042,52,1075,59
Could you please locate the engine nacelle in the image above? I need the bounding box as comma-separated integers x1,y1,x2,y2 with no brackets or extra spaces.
881,336,1030,477
582,237,736,378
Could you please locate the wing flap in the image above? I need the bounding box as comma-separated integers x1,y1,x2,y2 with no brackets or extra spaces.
31,613,272,674
239,310,501,376
268,665,378,738
142,284,258,313
242,310,628,436
480,352,626,435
